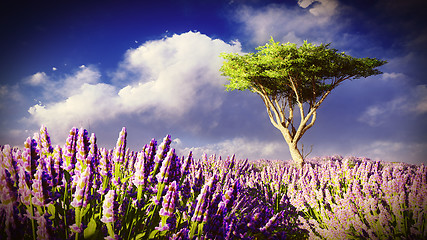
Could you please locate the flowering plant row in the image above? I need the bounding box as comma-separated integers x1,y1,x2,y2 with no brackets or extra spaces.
1,126,426,239
249,156,426,239
0,126,304,240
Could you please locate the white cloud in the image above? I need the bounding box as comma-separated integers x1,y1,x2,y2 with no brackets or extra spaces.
26,72,49,86
25,31,243,142
358,97,407,127
352,140,427,165
178,137,289,161
413,85,427,114
235,2,340,45
298,0,338,19
358,84,427,126
381,72,406,81
0,84,24,109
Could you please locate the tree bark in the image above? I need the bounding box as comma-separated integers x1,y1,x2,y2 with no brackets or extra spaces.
288,141,304,168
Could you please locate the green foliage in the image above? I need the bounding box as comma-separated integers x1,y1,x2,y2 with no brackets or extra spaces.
220,38,387,104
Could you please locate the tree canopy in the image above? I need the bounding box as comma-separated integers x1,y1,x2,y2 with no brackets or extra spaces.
220,39,387,167
220,39,385,104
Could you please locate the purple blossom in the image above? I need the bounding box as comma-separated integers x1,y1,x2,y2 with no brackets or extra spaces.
191,176,215,223
144,138,157,169
71,166,91,208
63,127,78,171
17,156,32,205
133,151,146,187
87,133,98,168
154,135,171,164
159,181,178,218
101,189,116,223
31,158,51,207
156,148,177,185
75,128,89,171
52,145,63,187
113,127,127,164
35,211,51,240
156,181,178,232
39,125,53,157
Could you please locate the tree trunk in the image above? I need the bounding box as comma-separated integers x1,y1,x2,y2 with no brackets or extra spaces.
288,142,304,168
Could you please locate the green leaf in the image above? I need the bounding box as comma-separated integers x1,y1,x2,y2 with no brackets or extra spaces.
148,230,160,239
84,217,98,239
47,203,56,216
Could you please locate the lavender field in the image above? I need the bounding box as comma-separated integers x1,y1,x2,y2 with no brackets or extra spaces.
0,126,426,240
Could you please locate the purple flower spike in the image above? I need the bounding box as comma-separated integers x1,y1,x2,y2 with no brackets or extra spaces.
71,166,90,208
159,181,178,218
98,148,108,176
113,127,127,164
87,133,97,167
101,189,116,223
22,137,34,174
156,181,178,231
76,128,89,166
1,145,18,184
192,179,212,223
52,145,63,187
31,159,50,207
145,138,157,164
156,148,176,185
35,211,51,240
180,151,192,179
63,127,78,171
171,228,189,240
17,151,32,205
154,135,171,164
133,151,146,187
39,125,53,157
0,149,18,206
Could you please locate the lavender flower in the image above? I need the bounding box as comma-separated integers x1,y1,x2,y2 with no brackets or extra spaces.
101,189,116,223
154,135,171,164
87,133,98,168
63,127,78,171
70,166,91,208
145,138,157,168
35,211,52,240
113,127,127,164
75,128,89,168
17,156,32,205
39,125,53,157
156,181,178,231
52,145,63,187
101,189,117,240
156,148,176,185
191,176,215,223
31,158,50,207
133,151,147,187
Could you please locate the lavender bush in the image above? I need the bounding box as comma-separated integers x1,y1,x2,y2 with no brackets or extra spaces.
0,126,305,240
0,126,426,239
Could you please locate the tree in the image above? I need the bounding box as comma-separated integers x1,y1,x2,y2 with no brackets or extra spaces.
219,39,387,168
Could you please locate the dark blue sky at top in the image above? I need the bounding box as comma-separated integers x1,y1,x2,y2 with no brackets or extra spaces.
0,0,426,165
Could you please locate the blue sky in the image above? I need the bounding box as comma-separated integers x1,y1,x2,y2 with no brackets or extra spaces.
1,0,426,165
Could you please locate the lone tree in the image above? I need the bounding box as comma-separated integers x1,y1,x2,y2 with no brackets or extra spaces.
220,39,386,168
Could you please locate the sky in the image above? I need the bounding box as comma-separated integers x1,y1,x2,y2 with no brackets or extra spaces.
1,0,426,165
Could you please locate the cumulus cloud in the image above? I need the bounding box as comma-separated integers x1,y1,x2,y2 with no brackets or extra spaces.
235,1,341,45
298,0,338,19
25,31,242,142
26,72,49,86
